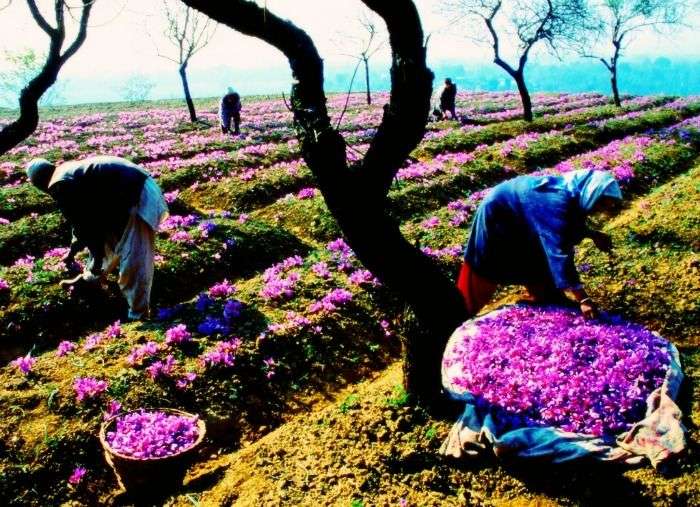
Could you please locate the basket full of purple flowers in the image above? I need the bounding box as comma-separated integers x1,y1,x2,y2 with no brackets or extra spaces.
99,408,206,494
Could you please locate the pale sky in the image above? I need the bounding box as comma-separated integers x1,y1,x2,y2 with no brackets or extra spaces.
1,0,698,78
0,0,698,103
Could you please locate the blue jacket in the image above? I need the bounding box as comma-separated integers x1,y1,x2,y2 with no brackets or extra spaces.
465,175,588,289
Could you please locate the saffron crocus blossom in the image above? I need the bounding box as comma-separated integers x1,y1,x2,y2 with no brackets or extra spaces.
103,400,122,420
308,289,353,314
349,269,379,287
176,372,197,390
105,321,122,339
73,377,109,402
68,466,87,485
442,306,670,437
12,353,36,375
201,338,242,368
146,355,176,380
296,187,317,199
209,279,236,298
56,341,77,357
165,324,192,345
126,341,160,366
105,410,200,459
420,216,440,229
312,261,331,279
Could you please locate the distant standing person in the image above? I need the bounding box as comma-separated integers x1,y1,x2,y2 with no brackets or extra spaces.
220,88,242,135
26,156,168,320
440,78,458,120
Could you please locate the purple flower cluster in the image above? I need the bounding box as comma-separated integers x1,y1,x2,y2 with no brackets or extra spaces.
308,288,353,314
209,279,236,298
105,320,122,339
56,340,77,357
259,256,303,301
198,221,216,238
146,355,177,379
126,341,161,366
105,410,200,459
0,278,11,291
327,238,354,271
421,216,441,229
12,353,36,375
201,338,242,368
296,187,317,199
442,306,670,436
348,269,380,287
73,377,109,402
312,261,331,279
165,324,192,345
176,372,197,390
267,311,314,335
421,245,462,260
68,466,87,485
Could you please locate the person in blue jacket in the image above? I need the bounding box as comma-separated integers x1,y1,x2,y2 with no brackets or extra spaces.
457,169,622,320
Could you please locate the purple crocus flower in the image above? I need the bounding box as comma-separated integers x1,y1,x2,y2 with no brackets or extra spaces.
68,466,87,485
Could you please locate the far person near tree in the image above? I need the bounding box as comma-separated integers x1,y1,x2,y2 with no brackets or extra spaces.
440,78,458,120
219,88,242,135
26,156,168,320
457,169,623,320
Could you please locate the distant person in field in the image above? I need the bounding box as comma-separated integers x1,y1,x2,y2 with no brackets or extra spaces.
439,78,458,120
457,169,623,320
26,156,168,320
219,88,242,135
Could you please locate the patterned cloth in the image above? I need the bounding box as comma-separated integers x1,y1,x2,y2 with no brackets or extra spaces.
439,309,686,468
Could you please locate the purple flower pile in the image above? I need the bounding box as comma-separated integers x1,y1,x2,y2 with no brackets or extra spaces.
442,306,671,437
104,410,200,459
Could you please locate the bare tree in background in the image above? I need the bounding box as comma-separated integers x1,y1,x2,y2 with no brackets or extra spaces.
442,0,590,121
120,73,156,103
0,0,94,155
176,0,468,408
0,48,65,107
338,10,386,105
158,0,216,122
581,0,688,107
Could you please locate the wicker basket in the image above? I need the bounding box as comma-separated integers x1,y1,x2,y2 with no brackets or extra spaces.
99,408,206,495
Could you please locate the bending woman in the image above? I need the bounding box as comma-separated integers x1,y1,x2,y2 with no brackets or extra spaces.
458,169,622,319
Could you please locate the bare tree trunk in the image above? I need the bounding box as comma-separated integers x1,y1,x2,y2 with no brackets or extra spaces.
610,65,621,107
179,0,469,408
0,71,50,155
179,62,198,122
514,70,533,122
363,56,372,105
0,0,93,156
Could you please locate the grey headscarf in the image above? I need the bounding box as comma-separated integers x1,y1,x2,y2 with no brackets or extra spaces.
26,158,56,191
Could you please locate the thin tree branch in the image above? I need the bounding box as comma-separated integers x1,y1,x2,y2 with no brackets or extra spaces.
26,0,56,36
